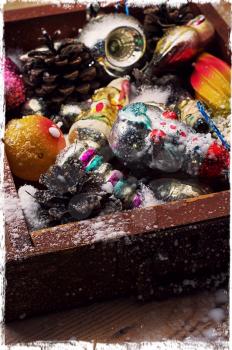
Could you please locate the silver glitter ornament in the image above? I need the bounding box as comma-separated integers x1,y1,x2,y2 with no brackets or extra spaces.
109,102,229,178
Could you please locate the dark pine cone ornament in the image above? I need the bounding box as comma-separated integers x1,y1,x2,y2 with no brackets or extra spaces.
34,155,122,226
20,29,107,114
143,4,194,57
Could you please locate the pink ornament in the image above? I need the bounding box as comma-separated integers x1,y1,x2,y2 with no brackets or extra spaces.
5,57,18,73
4,57,25,110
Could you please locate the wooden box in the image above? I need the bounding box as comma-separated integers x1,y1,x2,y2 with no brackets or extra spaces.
4,3,230,322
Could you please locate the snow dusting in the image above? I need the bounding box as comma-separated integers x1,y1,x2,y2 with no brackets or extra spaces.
79,13,142,49
49,126,61,138
208,308,226,323
131,86,171,106
140,184,164,208
101,182,114,194
71,216,130,245
2,194,23,222
18,185,49,231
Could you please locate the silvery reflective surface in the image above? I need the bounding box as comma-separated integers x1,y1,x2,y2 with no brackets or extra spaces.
109,102,191,173
79,14,146,77
148,178,211,202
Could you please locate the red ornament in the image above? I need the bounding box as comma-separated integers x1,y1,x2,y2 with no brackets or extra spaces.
207,142,226,159
162,111,178,120
200,142,230,177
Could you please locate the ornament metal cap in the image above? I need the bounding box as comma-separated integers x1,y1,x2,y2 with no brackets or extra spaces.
105,25,146,72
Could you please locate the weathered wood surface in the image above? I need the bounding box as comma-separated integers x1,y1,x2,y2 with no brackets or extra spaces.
5,289,228,345
30,191,229,252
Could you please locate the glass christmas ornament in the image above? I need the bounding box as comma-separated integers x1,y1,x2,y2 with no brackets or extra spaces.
4,115,66,181
148,178,211,202
191,52,231,117
145,15,214,73
4,57,25,110
109,102,229,178
68,76,130,159
104,26,146,77
79,14,146,77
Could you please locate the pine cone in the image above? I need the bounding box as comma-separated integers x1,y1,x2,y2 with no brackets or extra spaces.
143,4,194,57
20,29,107,114
34,155,122,226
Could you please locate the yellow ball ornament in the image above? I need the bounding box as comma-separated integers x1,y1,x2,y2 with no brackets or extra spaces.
4,115,66,181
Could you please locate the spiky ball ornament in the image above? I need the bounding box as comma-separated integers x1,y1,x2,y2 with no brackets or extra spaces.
4,57,25,110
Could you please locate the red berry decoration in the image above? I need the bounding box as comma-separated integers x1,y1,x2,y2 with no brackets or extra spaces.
162,111,178,120
150,129,166,143
200,142,230,177
4,57,25,110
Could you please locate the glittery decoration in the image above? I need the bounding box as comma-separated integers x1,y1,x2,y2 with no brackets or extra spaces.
148,178,212,202
4,57,25,110
85,155,104,172
79,148,96,166
107,170,123,185
68,76,130,146
4,115,66,181
109,102,229,178
132,193,142,207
